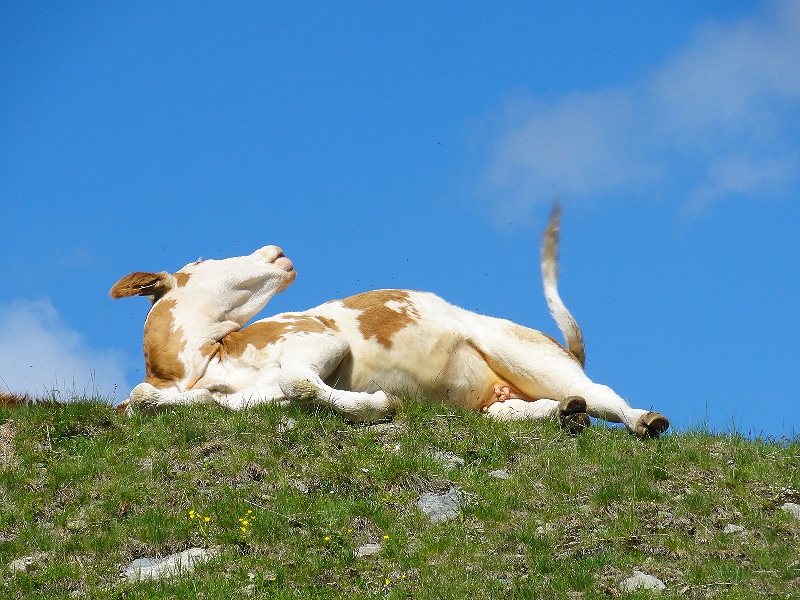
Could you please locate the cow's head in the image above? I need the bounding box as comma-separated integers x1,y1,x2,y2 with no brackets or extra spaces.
110,246,296,389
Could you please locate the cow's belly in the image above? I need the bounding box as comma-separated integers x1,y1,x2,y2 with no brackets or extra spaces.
340,338,502,411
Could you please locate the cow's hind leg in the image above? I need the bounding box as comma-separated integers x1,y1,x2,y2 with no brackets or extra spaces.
558,396,592,434
570,381,669,439
475,326,669,438
634,411,670,439
484,394,590,434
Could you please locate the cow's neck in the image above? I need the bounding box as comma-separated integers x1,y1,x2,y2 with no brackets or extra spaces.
142,298,240,390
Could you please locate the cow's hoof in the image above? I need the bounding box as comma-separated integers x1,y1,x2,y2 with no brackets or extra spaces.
635,412,670,439
559,396,590,434
115,399,132,416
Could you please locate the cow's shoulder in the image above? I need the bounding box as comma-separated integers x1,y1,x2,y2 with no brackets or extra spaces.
218,313,341,359
324,289,425,349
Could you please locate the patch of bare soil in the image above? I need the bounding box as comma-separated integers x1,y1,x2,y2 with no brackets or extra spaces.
0,419,15,468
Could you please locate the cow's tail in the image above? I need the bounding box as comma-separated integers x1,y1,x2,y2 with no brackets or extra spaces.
541,204,586,368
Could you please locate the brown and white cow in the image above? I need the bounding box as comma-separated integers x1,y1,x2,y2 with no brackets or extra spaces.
111,206,669,439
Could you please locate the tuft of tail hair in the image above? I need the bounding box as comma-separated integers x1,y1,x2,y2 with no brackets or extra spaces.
541,204,586,368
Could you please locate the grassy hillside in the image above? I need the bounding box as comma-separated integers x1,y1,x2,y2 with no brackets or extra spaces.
1,396,798,599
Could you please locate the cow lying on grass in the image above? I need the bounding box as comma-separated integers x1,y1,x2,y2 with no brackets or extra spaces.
112,206,669,439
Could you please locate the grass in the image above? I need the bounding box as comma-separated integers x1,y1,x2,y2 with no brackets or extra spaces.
1,395,799,599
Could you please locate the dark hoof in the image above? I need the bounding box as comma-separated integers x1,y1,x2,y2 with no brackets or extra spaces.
559,396,590,434
635,412,670,439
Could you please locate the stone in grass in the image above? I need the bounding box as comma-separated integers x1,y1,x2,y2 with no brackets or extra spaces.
277,417,297,433
125,547,218,582
619,570,666,593
781,502,800,520
8,555,34,574
722,524,745,534
354,543,383,558
488,469,511,480
417,486,464,525
432,450,465,471
366,422,407,436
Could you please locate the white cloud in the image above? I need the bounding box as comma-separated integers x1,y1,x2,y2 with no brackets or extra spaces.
484,1,800,218
485,89,660,220
651,2,800,133
0,299,130,401
687,152,800,216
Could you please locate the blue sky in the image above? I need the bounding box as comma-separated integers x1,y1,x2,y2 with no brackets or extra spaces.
1,1,798,437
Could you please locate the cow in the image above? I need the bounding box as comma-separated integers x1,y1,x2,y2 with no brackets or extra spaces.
111,206,669,439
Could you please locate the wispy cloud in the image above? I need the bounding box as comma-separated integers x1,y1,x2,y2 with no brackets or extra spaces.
484,1,800,219
0,299,130,401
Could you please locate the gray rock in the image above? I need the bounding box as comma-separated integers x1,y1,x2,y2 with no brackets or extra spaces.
8,555,34,573
781,502,800,520
124,547,218,581
417,486,463,524
535,522,558,535
619,570,666,593
488,469,511,480
723,524,745,534
277,417,297,433
354,543,382,558
291,480,310,494
365,422,406,436
432,450,465,470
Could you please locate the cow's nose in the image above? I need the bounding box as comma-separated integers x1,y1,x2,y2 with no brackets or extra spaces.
254,246,284,263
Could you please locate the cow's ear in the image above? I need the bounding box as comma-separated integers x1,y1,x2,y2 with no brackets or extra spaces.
110,271,173,300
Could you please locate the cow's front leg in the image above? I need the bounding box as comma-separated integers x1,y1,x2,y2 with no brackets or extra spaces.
123,382,215,415
277,335,400,422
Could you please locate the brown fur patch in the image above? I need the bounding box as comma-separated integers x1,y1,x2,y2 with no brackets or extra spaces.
341,290,420,348
217,315,340,360
143,299,187,388
110,271,173,300
0,392,28,408
174,272,191,287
